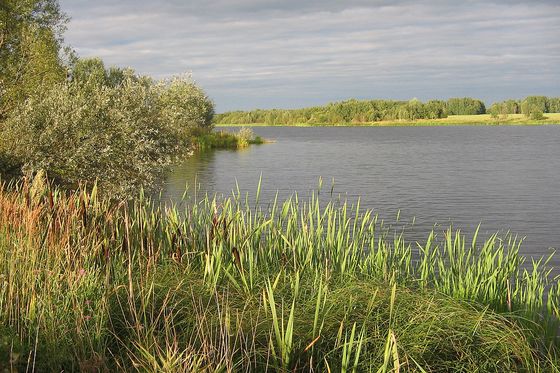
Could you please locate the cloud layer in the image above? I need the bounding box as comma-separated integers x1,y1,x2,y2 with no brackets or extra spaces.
60,0,560,111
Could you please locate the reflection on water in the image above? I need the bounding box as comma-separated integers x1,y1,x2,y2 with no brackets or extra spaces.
161,125,560,269
162,150,217,197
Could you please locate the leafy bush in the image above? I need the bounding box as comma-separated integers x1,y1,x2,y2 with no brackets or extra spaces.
157,75,214,138
237,127,255,148
0,61,214,197
0,0,68,120
252,135,264,144
530,108,545,120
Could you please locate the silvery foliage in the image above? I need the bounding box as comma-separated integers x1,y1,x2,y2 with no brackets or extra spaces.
237,127,255,147
157,74,214,137
1,71,214,197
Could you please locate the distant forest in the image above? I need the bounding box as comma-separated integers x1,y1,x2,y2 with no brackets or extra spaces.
215,96,560,125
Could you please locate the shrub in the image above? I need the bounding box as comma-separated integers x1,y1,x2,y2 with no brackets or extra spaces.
0,61,214,197
530,107,545,120
252,135,264,144
156,75,215,139
237,127,255,148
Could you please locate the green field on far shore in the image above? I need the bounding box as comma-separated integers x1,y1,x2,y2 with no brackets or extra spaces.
216,113,560,127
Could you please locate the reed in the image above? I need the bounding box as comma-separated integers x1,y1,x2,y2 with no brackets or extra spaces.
0,176,558,371
195,128,265,151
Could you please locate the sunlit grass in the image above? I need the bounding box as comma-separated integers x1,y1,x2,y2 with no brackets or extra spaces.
0,176,559,371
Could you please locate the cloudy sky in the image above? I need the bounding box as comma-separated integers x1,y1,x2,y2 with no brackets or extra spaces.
59,0,560,112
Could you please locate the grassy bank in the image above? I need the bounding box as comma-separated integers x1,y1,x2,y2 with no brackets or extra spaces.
216,113,560,127
1,177,559,371
195,127,265,151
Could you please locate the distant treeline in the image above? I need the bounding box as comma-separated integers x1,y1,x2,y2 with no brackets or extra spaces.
488,96,560,117
216,96,559,125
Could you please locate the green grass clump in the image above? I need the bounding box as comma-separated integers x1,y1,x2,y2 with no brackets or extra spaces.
196,130,239,150
0,176,559,371
195,127,266,150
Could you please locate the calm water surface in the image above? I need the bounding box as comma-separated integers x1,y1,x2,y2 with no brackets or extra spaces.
162,126,560,267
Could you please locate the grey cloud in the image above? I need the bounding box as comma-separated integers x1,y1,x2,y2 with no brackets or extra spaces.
62,0,559,18
59,0,560,111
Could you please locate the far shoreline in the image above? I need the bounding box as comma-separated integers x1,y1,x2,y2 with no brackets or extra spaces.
216,113,560,127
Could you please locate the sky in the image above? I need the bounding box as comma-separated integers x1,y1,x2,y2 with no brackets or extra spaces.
59,0,560,112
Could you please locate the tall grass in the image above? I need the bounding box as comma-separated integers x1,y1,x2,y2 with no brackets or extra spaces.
0,175,559,371
195,128,264,151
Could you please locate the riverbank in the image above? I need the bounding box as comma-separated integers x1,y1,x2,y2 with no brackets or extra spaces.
216,113,560,127
1,177,558,371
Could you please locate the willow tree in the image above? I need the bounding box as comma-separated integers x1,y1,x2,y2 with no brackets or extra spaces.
0,0,68,120
1,59,215,196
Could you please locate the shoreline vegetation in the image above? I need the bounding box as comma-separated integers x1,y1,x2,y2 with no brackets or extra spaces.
194,127,267,151
0,177,559,371
217,113,560,127
0,55,218,197
215,96,560,126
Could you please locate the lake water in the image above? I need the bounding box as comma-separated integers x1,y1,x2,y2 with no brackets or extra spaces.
162,125,560,268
